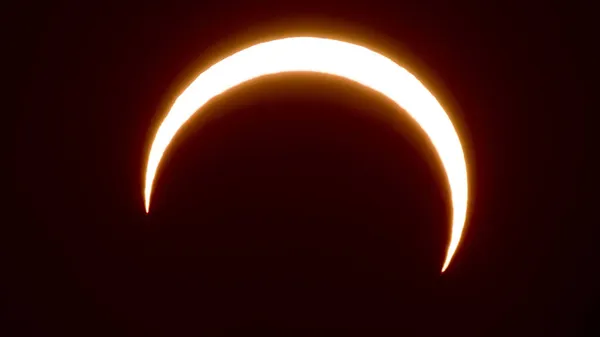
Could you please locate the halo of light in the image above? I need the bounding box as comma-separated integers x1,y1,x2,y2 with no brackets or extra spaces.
143,37,469,272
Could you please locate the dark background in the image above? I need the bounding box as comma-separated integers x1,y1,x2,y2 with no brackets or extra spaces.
10,1,592,336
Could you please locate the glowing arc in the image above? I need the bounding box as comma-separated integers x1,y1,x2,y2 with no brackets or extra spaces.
143,37,469,273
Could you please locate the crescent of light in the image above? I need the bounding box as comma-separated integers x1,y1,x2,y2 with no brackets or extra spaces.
143,37,469,273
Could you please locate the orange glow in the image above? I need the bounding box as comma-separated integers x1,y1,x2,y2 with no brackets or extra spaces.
143,37,469,272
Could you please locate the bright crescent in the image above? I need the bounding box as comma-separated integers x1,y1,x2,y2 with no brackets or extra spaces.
143,37,469,273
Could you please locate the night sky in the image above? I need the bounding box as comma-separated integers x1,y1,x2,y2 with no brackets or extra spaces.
11,1,592,336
